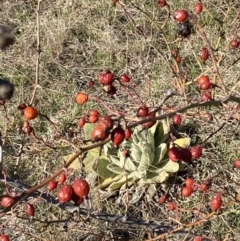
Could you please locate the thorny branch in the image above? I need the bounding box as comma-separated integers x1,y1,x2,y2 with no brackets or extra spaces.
1,94,240,215
0,175,207,240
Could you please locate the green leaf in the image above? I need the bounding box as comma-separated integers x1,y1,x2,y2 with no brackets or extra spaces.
109,155,121,167
173,137,191,148
155,160,179,173
107,164,125,175
154,121,169,147
138,145,154,173
95,157,115,179
152,143,167,166
130,143,142,164
104,142,118,156
98,175,123,189
119,156,137,172
108,176,131,191
144,171,169,184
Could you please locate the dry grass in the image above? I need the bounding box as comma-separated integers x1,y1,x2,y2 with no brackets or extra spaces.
0,0,240,240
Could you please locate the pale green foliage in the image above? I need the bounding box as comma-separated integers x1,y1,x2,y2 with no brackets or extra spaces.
92,121,190,192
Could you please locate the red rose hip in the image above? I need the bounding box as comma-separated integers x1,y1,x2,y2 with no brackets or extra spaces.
173,9,189,22
72,179,90,198
168,146,182,162
58,185,73,203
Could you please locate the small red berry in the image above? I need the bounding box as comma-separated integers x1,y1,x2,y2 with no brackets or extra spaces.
158,195,167,204
168,202,176,211
25,203,35,217
1,197,14,207
0,234,10,241
168,146,182,162
22,121,33,134
91,124,109,142
181,148,192,163
89,109,99,117
122,149,130,158
197,75,210,86
199,81,212,90
176,56,181,63
201,91,212,102
193,236,202,241
185,177,194,187
234,159,240,169
137,105,149,117
181,186,193,197
98,70,114,85
78,117,86,128
173,114,182,126
199,47,209,62
99,116,114,131
125,129,132,140
58,172,66,184
200,179,212,192
211,194,222,211
111,125,125,148
18,103,27,111
158,0,167,7
121,74,130,83
89,115,98,123
190,146,202,159
230,39,239,49
58,185,73,203
173,10,189,22
47,181,58,191
72,179,90,198
194,2,203,15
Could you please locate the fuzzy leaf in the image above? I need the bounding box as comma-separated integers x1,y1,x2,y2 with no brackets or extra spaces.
154,120,169,147
104,142,118,157
109,155,122,167
98,175,123,189
95,157,115,179
152,143,167,166
138,145,154,173
144,171,169,184
130,143,142,164
108,176,132,191
152,160,179,173
107,164,125,175
119,156,137,172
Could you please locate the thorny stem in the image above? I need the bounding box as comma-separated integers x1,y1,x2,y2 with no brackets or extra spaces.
117,79,145,106
1,94,240,216
0,175,211,239
195,23,228,96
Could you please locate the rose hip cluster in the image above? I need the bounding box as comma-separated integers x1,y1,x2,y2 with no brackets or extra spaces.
47,173,89,206
98,69,130,96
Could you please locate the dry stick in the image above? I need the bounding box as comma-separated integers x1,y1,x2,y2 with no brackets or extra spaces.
1,95,240,215
195,23,228,96
29,0,41,105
